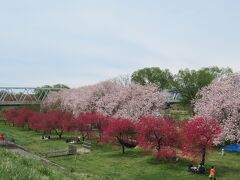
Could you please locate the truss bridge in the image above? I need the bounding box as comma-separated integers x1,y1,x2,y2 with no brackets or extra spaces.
0,87,64,106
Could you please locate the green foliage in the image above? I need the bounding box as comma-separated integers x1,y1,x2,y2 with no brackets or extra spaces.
173,67,232,106
35,84,70,101
131,66,232,109
131,67,174,89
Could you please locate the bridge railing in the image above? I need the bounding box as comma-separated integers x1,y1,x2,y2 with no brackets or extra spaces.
0,87,64,105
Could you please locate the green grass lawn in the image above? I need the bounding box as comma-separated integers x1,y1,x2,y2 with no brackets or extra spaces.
0,121,239,180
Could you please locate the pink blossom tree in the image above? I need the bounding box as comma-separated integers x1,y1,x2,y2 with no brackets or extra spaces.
41,81,168,120
96,84,168,120
194,74,240,143
41,89,68,112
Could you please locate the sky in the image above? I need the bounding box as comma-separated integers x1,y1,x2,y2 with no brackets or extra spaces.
0,0,240,88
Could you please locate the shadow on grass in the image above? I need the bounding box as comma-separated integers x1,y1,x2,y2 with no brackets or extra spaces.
106,148,151,159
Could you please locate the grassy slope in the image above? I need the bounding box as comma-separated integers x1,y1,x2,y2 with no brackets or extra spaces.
0,148,103,180
0,121,239,180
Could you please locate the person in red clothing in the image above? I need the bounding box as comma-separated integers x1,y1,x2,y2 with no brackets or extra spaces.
209,166,216,180
0,133,5,141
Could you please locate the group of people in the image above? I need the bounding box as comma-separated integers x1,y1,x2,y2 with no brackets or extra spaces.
188,163,216,179
187,148,225,179
188,162,205,174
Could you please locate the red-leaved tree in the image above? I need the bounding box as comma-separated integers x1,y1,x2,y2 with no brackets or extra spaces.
73,113,93,141
28,112,43,132
4,108,19,126
86,112,110,141
102,118,137,153
44,111,73,139
137,116,177,160
181,117,221,165
14,108,33,128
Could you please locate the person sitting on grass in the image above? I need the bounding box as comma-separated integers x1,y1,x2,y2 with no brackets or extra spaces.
197,162,205,174
188,162,198,173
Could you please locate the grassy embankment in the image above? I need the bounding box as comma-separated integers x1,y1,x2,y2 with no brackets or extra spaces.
0,121,239,180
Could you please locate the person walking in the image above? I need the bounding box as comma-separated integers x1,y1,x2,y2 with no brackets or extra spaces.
209,166,216,180
221,148,225,156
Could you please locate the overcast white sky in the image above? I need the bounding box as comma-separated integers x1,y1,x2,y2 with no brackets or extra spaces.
0,0,240,88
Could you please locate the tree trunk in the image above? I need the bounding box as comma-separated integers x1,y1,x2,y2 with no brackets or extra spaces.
201,147,206,165
122,144,125,154
156,138,161,152
55,129,62,139
117,136,125,154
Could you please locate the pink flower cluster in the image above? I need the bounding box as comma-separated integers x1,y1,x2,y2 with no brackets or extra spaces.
194,74,240,143
41,81,168,120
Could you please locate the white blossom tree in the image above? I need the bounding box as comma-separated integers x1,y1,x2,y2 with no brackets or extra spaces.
41,81,168,120
194,74,240,143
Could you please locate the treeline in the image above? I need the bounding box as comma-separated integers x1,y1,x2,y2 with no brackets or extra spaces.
130,66,232,106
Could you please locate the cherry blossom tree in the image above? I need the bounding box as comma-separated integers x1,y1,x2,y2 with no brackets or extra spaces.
41,89,68,112
194,74,240,143
41,81,168,120
96,84,168,120
181,117,221,165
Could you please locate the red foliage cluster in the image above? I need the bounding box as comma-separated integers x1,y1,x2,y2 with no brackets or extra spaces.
102,118,137,153
181,117,222,164
4,108,33,127
137,116,178,159
157,147,177,160
88,112,109,141
72,113,93,141
28,112,47,132
4,108,222,163
4,109,110,141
